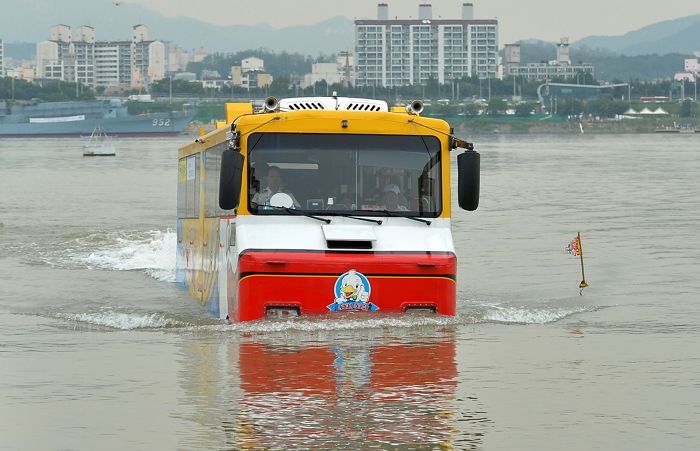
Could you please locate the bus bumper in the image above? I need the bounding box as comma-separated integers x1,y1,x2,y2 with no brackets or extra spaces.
231,250,456,322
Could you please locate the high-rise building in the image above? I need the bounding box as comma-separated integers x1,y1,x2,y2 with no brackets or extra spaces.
35,24,166,90
355,3,498,88
94,41,132,87
36,41,62,80
71,25,96,86
130,25,165,89
0,38,4,77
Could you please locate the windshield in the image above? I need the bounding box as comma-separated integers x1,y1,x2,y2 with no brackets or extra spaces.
247,133,442,218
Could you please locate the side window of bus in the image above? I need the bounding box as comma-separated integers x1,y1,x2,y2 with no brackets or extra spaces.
177,155,200,219
204,144,227,216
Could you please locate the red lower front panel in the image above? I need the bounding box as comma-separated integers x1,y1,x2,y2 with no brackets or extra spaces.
231,250,456,322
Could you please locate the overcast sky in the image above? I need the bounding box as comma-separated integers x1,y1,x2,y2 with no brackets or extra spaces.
121,0,700,43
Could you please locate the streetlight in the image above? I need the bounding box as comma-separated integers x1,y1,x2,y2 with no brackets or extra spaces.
628,82,631,106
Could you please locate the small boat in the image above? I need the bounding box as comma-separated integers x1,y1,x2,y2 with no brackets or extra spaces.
83,126,116,156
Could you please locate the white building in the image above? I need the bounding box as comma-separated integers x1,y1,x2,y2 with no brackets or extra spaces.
242,57,264,72
302,54,356,88
35,24,166,90
36,41,61,79
71,25,96,87
503,39,595,81
0,38,4,77
130,25,165,89
94,41,132,88
231,57,273,90
167,44,192,73
355,3,498,88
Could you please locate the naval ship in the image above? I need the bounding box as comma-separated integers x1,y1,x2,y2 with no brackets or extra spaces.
0,99,195,137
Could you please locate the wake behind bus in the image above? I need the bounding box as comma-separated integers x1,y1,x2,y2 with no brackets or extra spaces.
176,95,479,322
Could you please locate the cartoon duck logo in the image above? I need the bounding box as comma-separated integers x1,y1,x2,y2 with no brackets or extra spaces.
327,269,379,312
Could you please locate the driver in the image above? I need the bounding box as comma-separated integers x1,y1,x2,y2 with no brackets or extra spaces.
381,184,408,211
251,166,300,208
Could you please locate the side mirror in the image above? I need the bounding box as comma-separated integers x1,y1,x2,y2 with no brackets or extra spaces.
219,148,244,210
457,150,480,211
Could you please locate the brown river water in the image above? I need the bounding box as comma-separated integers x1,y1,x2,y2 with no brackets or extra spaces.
1,134,698,450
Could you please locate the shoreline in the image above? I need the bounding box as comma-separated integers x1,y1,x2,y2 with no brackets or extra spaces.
449,117,700,135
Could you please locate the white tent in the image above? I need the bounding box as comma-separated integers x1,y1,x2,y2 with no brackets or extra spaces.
652,107,669,115
639,107,655,115
624,108,638,115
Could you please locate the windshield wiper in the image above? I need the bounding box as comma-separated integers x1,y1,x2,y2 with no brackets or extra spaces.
325,213,383,225
364,209,432,225
265,206,331,224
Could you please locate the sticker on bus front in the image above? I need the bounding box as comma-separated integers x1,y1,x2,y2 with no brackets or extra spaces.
327,269,379,312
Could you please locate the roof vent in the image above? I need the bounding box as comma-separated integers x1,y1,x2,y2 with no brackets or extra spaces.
278,97,388,112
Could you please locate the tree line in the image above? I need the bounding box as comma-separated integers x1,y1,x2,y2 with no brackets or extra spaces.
0,77,95,101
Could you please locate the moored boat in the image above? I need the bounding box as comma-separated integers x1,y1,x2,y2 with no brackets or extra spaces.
83,126,116,157
0,99,194,137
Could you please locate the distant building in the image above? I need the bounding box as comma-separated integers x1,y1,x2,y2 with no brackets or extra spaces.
230,57,273,90
537,81,628,110
36,40,62,80
191,47,209,63
5,66,35,81
173,71,197,81
302,53,356,88
167,44,191,73
35,24,166,90
355,3,498,88
504,38,595,81
94,41,132,88
130,25,165,90
242,57,264,72
0,38,4,77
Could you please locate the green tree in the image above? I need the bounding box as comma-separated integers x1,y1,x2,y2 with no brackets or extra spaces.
487,98,507,115
515,102,534,117
268,75,292,97
680,100,692,118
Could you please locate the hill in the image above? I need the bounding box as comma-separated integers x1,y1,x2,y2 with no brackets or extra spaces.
0,0,354,54
576,13,700,56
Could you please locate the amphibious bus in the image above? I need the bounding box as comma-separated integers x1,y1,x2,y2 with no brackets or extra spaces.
176,96,479,322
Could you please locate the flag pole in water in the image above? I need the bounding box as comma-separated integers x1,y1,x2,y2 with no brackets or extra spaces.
577,232,588,295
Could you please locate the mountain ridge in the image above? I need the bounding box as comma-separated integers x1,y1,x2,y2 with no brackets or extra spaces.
574,13,700,55
1,1,699,57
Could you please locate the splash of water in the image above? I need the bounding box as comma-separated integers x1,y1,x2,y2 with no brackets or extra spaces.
473,301,597,325
68,229,176,282
56,310,187,330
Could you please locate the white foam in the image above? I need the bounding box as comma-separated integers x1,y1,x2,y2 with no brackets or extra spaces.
74,230,176,282
58,311,185,330
476,302,595,324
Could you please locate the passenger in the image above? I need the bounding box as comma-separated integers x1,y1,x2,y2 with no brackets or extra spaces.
372,168,407,205
249,163,262,198
380,184,408,211
251,166,300,208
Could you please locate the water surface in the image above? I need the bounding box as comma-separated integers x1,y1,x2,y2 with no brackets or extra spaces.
1,134,698,450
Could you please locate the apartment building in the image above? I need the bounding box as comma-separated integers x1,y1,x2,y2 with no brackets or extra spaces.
0,38,4,77
35,24,165,90
503,39,595,81
355,3,498,87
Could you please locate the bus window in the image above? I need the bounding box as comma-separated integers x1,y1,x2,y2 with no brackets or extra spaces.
246,133,442,217
204,144,227,217
178,154,200,219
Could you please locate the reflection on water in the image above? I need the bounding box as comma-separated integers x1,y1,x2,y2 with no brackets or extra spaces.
179,328,490,449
